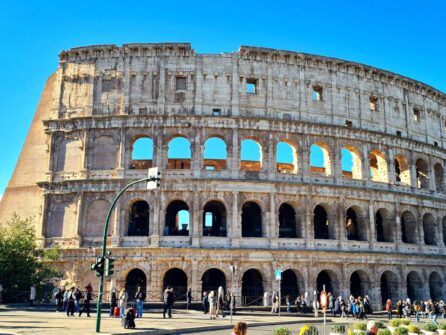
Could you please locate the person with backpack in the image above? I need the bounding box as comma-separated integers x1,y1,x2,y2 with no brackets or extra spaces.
135,286,146,318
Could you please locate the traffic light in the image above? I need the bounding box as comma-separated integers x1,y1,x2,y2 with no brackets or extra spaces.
90,257,105,277
104,256,115,277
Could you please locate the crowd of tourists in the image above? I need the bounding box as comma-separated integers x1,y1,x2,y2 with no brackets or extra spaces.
53,283,94,317
202,286,236,319
385,298,446,324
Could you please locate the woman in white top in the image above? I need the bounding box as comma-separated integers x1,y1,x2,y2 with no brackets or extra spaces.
119,288,128,318
208,290,217,319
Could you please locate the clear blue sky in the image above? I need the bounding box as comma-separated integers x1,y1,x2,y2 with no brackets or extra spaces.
1,0,445,196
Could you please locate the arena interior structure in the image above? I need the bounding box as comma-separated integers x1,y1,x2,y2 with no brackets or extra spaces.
0,43,445,309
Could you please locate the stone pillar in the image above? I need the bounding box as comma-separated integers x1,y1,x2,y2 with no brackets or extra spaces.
417,211,424,244
230,129,240,178
75,193,83,246
361,144,370,184
304,196,313,239
112,200,121,247
194,59,203,115
265,133,275,176
410,153,418,188
332,142,342,184
231,192,240,247
150,189,161,247
190,191,200,247
301,139,310,182
191,260,199,300
269,193,277,240
230,55,239,116
438,216,445,247
369,202,377,243
117,128,126,172
388,148,396,184
339,199,347,241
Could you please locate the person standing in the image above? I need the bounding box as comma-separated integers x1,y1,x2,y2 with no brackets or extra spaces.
186,288,192,310
217,286,225,318
62,288,68,312
202,291,209,314
79,283,93,317
286,295,291,313
385,299,393,320
66,286,75,316
208,290,217,319
55,288,63,312
109,289,117,317
30,285,36,306
119,288,128,318
163,286,174,319
74,287,82,313
135,286,146,318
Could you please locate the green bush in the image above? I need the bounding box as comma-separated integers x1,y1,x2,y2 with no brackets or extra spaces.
273,327,292,335
353,322,367,331
395,327,409,335
377,329,391,335
331,324,346,333
424,323,438,332
438,324,446,331
375,321,385,329
399,320,410,326
408,325,421,334
389,319,401,327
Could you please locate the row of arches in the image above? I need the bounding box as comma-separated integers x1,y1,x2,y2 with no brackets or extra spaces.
124,267,444,305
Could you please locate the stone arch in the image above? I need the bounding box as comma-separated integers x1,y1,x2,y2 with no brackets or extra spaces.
316,269,339,296
204,137,227,170
131,136,153,169
84,199,111,237
241,138,262,171
163,268,188,301
423,213,438,246
278,202,300,238
370,150,388,183
241,201,262,237
91,135,117,170
201,268,227,295
55,138,82,172
241,269,264,305
341,146,362,179
406,271,423,302
276,140,298,174
350,270,371,298
280,269,305,300
310,142,332,176
434,163,444,192
167,136,191,169
47,200,77,238
416,158,429,189
401,210,417,244
128,200,150,236
314,204,334,239
346,206,366,241
125,268,147,302
203,200,227,237
375,208,393,242
164,200,190,236
380,270,399,305
429,271,443,301
394,154,411,185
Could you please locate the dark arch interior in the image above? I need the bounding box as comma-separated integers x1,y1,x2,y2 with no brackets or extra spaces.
380,272,398,306
163,268,188,300
429,272,443,301
203,201,227,237
423,215,437,246
279,203,298,238
280,270,299,300
316,270,333,295
407,272,423,302
350,272,362,298
242,269,264,304
201,269,226,295
125,269,147,302
314,205,329,239
376,211,385,242
165,200,189,236
401,212,417,244
241,202,262,237
346,208,359,240
128,201,149,236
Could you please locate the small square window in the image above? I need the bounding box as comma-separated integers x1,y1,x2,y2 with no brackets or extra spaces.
212,109,221,116
369,96,378,111
345,120,352,127
396,131,402,137
246,79,257,94
434,141,438,147
413,108,421,122
175,76,187,91
312,85,323,101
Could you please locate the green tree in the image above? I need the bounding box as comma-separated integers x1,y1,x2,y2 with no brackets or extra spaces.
0,214,60,300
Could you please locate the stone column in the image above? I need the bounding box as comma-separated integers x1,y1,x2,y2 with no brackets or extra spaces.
369,202,377,243
410,153,418,188
438,216,445,247
388,148,396,184
75,193,84,247
339,199,347,241
231,192,240,247
230,129,240,179
304,195,313,240
194,58,203,115
269,193,277,240
417,210,424,244
332,142,342,183
112,200,122,247
301,139,310,182
361,144,370,184
230,55,239,116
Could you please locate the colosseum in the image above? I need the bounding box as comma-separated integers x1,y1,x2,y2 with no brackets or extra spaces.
1,43,445,309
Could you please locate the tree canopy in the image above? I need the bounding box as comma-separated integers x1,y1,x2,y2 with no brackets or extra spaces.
0,214,60,294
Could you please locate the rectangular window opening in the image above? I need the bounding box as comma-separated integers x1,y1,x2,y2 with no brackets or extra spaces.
212,108,221,116
434,141,438,147
246,79,257,94
413,108,421,122
175,76,187,91
345,120,352,127
396,131,402,137
369,96,378,111
312,85,323,101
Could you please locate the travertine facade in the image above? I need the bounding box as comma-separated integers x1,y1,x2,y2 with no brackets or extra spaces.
1,43,445,308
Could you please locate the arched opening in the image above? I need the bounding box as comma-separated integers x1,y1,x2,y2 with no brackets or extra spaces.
407,271,423,302
416,158,429,189
376,209,393,242
167,137,191,169
434,163,444,192
401,211,417,244
125,269,147,302
341,146,362,179
241,269,264,305
350,271,371,298
429,272,443,301
279,203,299,238
203,201,227,237
280,270,301,301
56,139,82,172
204,137,227,170
276,141,297,174
201,268,226,294
310,143,332,176
423,213,438,246
131,137,153,169
92,136,117,170
241,202,262,237
314,205,329,239
370,150,388,183
346,207,365,241
128,200,149,236
380,271,399,306
394,155,411,185
316,270,338,296
163,268,188,301
164,200,190,236
241,139,262,171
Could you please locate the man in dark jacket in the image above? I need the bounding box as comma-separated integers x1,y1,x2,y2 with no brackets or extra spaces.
135,286,146,318
163,287,174,318
202,291,209,314
79,284,93,317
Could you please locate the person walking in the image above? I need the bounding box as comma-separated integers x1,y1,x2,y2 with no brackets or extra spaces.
135,286,146,318
385,299,393,320
433,302,440,325
333,297,341,317
79,284,93,317
30,285,36,307
231,321,248,335
109,289,117,317
202,291,209,314
413,301,421,323
313,298,319,318
286,295,291,313
186,288,192,310
217,286,225,318
62,288,68,312
119,288,128,318
55,288,63,312
208,290,217,319
66,286,75,316
163,286,174,319
74,287,82,313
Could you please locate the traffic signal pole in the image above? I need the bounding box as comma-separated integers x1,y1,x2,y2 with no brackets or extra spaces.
95,176,159,333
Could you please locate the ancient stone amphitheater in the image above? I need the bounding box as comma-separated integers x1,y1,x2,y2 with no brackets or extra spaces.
1,43,445,308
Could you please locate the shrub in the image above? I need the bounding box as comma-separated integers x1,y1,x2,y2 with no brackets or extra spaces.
389,319,401,327
375,321,385,329
438,324,446,331
332,324,346,333
299,324,319,335
399,320,410,326
395,327,409,335
353,322,367,331
377,329,391,335
408,325,421,334
274,327,292,335
424,323,438,332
